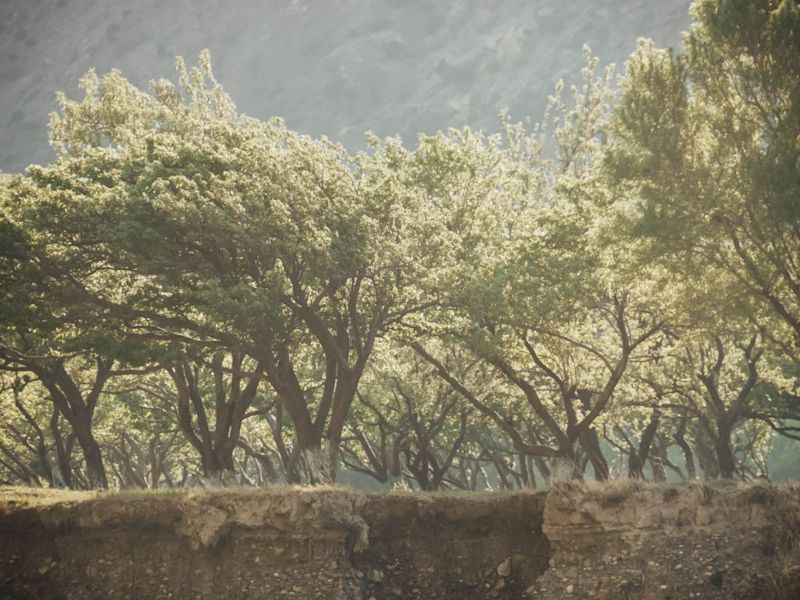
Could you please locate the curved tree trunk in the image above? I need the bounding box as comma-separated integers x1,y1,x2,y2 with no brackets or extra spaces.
673,416,696,480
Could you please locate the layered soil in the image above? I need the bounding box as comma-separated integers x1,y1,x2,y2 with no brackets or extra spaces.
532,481,800,599
0,482,797,599
0,487,547,599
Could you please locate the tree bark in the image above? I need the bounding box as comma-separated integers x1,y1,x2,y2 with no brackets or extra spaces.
72,419,108,489
695,428,720,480
715,423,736,479
579,427,609,480
673,416,697,480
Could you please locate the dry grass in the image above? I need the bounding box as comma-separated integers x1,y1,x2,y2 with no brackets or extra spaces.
1,479,796,510
686,479,718,505
768,485,800,599
0,485,96,511
577,477,646,506
549,477,666,507
0,483,536,512
548,477,800,509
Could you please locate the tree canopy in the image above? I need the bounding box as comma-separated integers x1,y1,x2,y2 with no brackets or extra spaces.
1,1,798,489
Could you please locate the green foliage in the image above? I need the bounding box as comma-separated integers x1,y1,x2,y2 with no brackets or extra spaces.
1,2,799,488
606,0,800,346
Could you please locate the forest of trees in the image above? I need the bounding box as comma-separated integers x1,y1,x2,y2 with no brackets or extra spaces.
0,0,798,490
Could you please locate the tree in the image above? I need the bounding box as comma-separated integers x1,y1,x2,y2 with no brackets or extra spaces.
0,376,53,486
408,55,667,480
343,348,474,490
2,5,797,489
131,351,267,481
8,53,440,482
0,175,150,488
606,0,800,362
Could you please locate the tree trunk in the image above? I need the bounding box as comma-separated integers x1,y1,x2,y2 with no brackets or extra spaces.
715,424,735,480
300,443,336,485
631,411,660,479
533,456,551,482
36,360,114,489
199,448,225,480
673,416,696,480
518,452,531,488
526,455,538,489
627,453,645,480
550,443,578,482
650,435,668,482
579,427,609,480
695,429,720,480
50,408,73,488
323,369,361,483
74,424,108,489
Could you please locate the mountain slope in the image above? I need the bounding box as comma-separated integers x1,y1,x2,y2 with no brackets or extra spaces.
0,0,691,173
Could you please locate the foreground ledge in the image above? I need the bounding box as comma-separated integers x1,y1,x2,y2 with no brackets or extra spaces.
0,482,797,599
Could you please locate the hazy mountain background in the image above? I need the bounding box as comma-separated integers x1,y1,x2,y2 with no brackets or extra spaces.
0,0,692,173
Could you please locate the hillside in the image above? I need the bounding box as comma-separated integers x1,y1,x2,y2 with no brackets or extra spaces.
0,0,691,173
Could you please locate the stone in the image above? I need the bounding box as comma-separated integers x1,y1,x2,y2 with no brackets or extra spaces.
696,508,712,526
178,505,230,549
496,557,511,577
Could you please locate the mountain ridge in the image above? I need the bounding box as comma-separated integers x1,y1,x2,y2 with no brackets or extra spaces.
0,0,691,173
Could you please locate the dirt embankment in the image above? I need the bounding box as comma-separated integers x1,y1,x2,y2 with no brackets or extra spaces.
0,487,547,600
532,481,800,600
0,482,797,600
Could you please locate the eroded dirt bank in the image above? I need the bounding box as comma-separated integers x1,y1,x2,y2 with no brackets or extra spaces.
532,481,800,599
0,488,548,599
0,483,797,599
